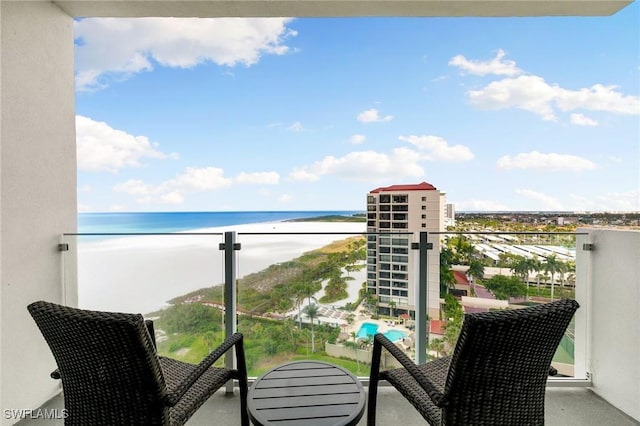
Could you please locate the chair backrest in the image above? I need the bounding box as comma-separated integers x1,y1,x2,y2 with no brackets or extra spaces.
28,301,168,425
442,298,579,425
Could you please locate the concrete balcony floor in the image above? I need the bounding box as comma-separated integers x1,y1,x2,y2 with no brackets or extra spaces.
19,386,638,425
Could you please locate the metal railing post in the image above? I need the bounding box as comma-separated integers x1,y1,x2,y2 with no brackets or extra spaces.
414,231,429,365
221,231,240,392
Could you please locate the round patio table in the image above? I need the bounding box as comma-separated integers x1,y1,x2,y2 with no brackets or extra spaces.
247,360,365,426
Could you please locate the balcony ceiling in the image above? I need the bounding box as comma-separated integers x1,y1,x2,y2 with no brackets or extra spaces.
53,0,633,18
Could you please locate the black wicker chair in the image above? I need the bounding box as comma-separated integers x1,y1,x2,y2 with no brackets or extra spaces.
27,300,249,425
368,298,579,425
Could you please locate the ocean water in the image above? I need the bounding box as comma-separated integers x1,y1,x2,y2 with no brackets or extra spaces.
78,210,363,234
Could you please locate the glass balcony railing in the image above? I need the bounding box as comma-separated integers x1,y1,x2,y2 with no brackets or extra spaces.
61,230,588,383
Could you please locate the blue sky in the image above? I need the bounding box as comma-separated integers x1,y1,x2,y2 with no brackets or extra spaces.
75,6,639,213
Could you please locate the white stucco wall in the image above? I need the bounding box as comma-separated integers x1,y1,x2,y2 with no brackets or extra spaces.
578,228,640,421
0,2,76,422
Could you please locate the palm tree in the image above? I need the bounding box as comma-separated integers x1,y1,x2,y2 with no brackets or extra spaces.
544,255,561,300
510,256,535,299
292,282,307,328
304,303,319,352
283,318,299,352
343,339,361,373
440,265,456,296
388,300,396,319
345,331,361,372
530,255,542,291
203,331,216,354
466,259,485,295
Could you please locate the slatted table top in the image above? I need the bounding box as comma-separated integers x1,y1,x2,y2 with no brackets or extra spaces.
247,360,366,426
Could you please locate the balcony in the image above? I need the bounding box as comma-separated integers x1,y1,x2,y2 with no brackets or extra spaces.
3,1,637,423
21,386,639,425
17,227,638,424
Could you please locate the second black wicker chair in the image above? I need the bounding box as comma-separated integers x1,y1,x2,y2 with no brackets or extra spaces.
368,298,579,425
28,300,249,425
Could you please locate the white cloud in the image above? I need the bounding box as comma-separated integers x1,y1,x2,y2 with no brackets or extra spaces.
468,75,558,120
75,17,296,91
569,189,640,211
357,108,393,123
287,122,305,132
77,115,178,173
279,194,293,203
290,148,424,182
556,84,640,115
159,191,184,205
516,189,564,210
350,134,367,144
113,167,284,205
114,179,153,195
449,49,522,76
497,151,598,172
468,75,639,121
570,113,599,126
236,171,280,184
399,135,474,162
163,166,232,192
289,168,321,182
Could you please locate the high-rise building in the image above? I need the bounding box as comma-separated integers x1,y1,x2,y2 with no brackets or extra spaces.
445,203,456,228
366,182,444,320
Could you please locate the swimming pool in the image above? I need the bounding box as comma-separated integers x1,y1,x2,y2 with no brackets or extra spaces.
356,322,379,339
356,322,408,342
384,329,408,342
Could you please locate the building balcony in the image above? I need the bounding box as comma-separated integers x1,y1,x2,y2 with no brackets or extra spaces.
3,1,636,423
15,227,638,425
22,386,638,425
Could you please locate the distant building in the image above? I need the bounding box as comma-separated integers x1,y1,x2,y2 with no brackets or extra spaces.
445,203,456,227
366,182,444,320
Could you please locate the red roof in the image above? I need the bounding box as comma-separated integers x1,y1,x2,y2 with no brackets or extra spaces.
430,320,445,335
453,271,470,285
370,182,437,193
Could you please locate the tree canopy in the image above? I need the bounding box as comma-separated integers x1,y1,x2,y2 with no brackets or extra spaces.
483,275,527,300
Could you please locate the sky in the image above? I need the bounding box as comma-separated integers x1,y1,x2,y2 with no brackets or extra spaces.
75,5,640,213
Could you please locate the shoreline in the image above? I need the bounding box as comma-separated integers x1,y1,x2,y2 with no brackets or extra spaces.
77,220,366,315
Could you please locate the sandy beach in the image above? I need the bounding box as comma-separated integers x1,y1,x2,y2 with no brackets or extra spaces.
77,221,366,314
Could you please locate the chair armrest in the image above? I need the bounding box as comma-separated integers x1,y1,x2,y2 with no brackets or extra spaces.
145,320,157,349
164,333,244,406
372,333,448,407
